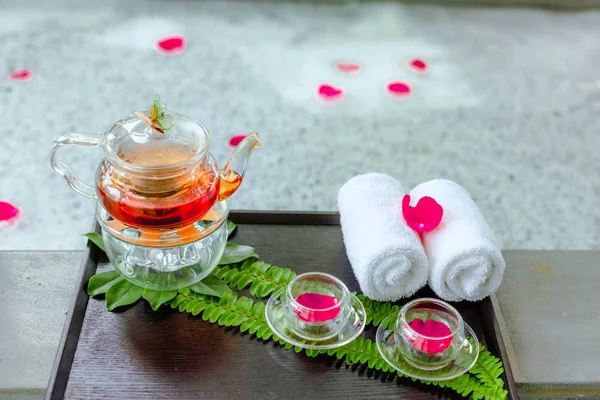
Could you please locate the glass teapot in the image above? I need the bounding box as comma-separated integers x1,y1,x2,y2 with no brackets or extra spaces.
50,97,260,229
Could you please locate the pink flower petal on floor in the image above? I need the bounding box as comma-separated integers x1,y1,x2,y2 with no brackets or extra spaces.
387,81,412,96
317,83,344,100
227,133,247,148
0,201,21,227
156,35,187,55
336,62,361,74
408,58,428,72
8,69,34,82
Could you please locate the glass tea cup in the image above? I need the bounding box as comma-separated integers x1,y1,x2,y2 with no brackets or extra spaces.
394,298,465,371
282,273,352,341
265,272,366,349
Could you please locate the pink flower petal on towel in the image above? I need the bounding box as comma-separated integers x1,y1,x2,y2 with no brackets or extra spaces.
402,194,443,233
156,35,187,55
8,69,34,82
317,83,344,100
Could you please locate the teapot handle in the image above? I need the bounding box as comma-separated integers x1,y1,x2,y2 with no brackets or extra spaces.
50,133,102,199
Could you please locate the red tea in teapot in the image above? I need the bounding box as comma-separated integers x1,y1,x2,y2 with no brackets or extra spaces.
50,97,259,231
98,143,226,229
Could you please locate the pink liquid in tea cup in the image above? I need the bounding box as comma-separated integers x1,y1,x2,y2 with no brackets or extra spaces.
294,293,341,323
405,318,453,353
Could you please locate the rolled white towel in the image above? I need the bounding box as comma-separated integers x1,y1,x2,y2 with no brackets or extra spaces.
338,173,429,301
409,179,506,302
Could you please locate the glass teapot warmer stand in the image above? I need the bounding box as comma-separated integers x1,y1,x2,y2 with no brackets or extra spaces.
97,200,229,290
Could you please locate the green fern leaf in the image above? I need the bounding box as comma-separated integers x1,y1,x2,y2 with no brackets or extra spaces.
279,268,297,285
184,298,202,313
237,275,255,290
191,300,209,316
256,324,271,340
178,287,192,296
201,304,217,321
266,267,284,283
248,320,261,335
170,293,186,308
240,319,253,333
231,314,247,326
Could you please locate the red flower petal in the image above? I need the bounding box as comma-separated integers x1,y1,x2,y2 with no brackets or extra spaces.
387,81,412,96
318,83,344,100
402,194,443,233
227,133,247,148
336,62,361,74
8,69,34,82
0,201,21,226
156,35,186,55
408,58,428,72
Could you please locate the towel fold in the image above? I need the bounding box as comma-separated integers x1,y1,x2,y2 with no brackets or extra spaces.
338,173,429,301
409,179,506,302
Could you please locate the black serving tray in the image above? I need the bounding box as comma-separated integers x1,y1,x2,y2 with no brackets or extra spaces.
46,211,517,400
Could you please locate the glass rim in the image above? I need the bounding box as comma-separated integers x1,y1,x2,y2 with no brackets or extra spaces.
286,272,350,313
399,297,463,340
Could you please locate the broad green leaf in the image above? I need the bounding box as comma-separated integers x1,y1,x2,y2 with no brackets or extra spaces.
106,279,144,311
83,232,106,252
226,220,237,237
87,270,123,296
143,289,178,311
189,275,228,298
218,244,258,265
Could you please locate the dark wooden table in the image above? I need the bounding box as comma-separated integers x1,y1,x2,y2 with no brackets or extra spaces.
47,212,515,400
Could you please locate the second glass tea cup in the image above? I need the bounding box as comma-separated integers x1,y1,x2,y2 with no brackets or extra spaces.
376,297,479,380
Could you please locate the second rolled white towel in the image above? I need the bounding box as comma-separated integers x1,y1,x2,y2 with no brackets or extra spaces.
409,179,506,302
338,173,429,301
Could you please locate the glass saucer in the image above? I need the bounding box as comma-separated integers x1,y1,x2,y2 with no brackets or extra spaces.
376,313,479,381
265,288,367,350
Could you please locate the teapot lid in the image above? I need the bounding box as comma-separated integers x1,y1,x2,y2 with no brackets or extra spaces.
104,97,209,170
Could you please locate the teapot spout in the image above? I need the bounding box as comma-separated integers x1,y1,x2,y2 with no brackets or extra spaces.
218,132,261,201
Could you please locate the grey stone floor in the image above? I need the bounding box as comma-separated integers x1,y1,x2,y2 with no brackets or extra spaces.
1,0,599,251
